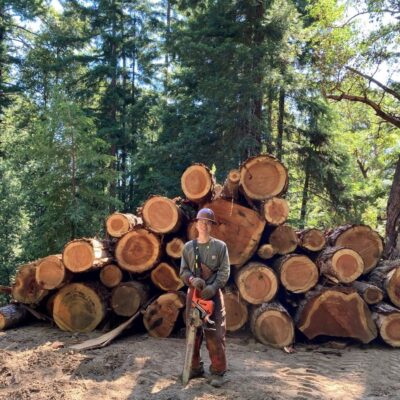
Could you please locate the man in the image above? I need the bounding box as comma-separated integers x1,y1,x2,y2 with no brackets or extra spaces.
180,207,230,387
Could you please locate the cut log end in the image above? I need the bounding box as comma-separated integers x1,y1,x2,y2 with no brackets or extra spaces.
263,197,289,225
63,240,94,272
99,264,123,288
111,282,149,317
386,269,400,308
35,255,68,290
166,238,185,259
151,262,184,291
257,244,276,260
269,225,298,255
223,288,248,331
181,164,214,203
106,213,141,237
298,229,326,252
142,196,181,233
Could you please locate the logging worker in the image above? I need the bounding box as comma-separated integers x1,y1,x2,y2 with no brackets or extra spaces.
180,207,230,387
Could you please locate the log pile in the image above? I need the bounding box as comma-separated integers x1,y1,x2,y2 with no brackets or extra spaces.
3,153,400,350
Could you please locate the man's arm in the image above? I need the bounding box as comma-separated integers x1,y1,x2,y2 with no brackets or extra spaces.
214,243,230,289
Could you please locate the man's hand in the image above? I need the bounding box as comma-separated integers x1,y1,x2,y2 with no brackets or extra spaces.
201,284,218,300
191,277,206,290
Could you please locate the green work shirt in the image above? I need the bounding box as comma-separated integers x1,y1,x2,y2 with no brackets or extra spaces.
180,237,230,288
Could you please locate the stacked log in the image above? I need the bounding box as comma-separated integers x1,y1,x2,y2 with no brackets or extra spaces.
4,152,399,352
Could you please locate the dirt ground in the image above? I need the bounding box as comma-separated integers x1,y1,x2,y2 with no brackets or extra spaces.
1,323,400,400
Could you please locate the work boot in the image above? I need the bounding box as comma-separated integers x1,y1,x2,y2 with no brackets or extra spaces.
189,363,205,379
207,374,229,388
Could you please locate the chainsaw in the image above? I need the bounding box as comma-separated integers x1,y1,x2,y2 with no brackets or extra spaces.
181,288,215,386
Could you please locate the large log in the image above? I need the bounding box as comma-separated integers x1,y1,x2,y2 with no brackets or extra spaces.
327,224,383,274
269,225,299,255
372,302,400,347
142,196,183,234
106,213,142,238
223,286,248,331
151,262,184,291
235,262,278,305
111,281,149,317
274,254,319,293
297,228,326,252
143,292,186,338
115,229,162,273
262,197,289,225
181,163,215,203
350,281,384,305
63,238,112,273
316,246,364,283
12,262,48,304
369,261,400,307
200,198,266,266
295,286,377,343
165,237,185,259
239,154,288,200
250,302,295,348
0,304,28,330
221,169,240,200
35,255,71,290
52,283,108,332
99,264,123,288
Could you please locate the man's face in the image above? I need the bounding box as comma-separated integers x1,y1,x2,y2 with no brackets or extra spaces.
196,219,213,235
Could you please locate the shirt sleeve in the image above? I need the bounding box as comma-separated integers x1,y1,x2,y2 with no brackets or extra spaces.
180,244,193,286
214,243,230,289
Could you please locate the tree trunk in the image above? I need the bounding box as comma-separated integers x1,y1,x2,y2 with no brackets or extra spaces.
327,224,383,274
235,262,278,305
115,229,162,273
143,292,185,338
35,255,71,290
62,238,112,273
181,163,215,203
106,213,142,238
369,261,400,307
269,224,299,255
299,157,310,229
372,302,400,347
239,154,288,200
0,304,28,330
99,264,123,288
262,197,289,225
250,301,294,348
223,286,248,332
150,262,184,291
276,88,285,161
274,254,319,293
384,156,400,259
316,246,364,283
52,283,108,332
141,195,183,234
350,281,383,305
12,262,48,304
111,281,149,317
295,286,377,343
297,228,326,252
165,237,185,259
202,198,266,266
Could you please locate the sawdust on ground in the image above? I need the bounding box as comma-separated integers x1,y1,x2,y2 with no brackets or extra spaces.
1,323,399,400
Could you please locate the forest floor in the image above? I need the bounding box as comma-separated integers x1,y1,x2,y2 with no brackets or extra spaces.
1,323,399,400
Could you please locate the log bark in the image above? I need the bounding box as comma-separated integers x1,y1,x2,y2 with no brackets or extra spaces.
35,255,71,290
351,281,384,305
262,197,289,225
181,163,215,203
250,301,294,348
297,228,326,252
269,225,299,255
274,254,319,293
239,154,288,200
0,304,28,330
328,224,383,273
111,281,149,317
223,286,248,331
295,286,377,343
165,238,185,259
202,198,266,266
142,195,183,234
143,292,185,338
12,262,48,304
316,246,364,283
369,261,400,307
257,244,276,260
221,169,240,200
99,264,123,288
115,229,162,273
63,238,112,273
372,302,400,347
150,262,184,291
52,283,108,332
106,213,142,238
235,262,278,305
